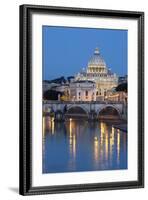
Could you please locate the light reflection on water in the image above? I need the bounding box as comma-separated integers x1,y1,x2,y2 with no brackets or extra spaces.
43,116,127,173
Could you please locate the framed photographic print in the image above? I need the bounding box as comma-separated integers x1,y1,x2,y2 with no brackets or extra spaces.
19,4,144,195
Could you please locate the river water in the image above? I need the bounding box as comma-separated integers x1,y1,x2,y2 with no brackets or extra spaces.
43,117,127,173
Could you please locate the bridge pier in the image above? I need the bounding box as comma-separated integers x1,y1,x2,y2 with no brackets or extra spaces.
54,110,65,122
88,111,98,121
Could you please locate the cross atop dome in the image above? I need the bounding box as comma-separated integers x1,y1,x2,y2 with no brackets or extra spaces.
94,47,100,55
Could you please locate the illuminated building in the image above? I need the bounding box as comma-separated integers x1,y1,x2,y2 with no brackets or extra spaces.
75,47,118,101
69,80,96,101
106,89,127,103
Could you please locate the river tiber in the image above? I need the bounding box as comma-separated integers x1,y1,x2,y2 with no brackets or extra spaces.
42,47,127,173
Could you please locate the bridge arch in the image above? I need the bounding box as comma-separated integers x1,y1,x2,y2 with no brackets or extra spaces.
65,105,89,119
97,105,121,120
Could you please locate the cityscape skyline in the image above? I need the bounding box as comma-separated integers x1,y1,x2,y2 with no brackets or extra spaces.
43,26,127,80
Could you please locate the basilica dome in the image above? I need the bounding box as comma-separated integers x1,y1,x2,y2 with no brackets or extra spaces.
88,48,106,67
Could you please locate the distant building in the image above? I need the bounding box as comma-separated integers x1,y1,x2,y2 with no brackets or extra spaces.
69,80,96,101
75,48,118,101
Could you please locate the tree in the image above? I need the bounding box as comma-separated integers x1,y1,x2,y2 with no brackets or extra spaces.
43,90,63,100
116,83,127,92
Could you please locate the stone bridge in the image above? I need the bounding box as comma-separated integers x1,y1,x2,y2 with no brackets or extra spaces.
43,101,127,121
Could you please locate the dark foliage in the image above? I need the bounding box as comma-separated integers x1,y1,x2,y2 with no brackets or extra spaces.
43,90,63,100
46,76,66,84
67,76,74,82
116,83,127,92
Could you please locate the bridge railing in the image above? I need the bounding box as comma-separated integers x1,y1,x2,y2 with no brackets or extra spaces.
43,100,124,104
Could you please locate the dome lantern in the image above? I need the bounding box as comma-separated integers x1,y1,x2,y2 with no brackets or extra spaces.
94,47,100,55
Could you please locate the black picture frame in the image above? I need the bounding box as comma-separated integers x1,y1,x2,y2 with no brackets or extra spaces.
19,4,144,196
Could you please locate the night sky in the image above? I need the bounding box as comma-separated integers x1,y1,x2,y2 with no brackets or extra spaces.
43,26,127,80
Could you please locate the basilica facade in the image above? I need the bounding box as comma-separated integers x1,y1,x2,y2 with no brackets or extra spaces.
75,48,118,101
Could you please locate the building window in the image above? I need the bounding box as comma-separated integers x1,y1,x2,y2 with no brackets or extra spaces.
99,89,102,95
96,91,98,96
79,92,81,96
85,90,88,99
104,90,106,96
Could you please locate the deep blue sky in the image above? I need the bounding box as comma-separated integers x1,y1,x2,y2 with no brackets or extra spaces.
43,26,127,80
